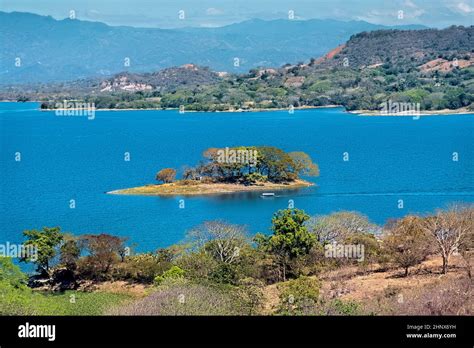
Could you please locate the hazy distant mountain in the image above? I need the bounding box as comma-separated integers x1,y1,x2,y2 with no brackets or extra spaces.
0,11,426,84
21,25,472,113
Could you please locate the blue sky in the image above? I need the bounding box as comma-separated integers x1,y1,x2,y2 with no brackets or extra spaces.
1,0,473,28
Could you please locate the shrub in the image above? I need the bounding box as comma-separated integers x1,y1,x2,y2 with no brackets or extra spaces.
110,283,254,315
175,251,218,281
320,299,362,315
210,263,238,284
154,266,185,285
277,276,320,315
114,253,171,283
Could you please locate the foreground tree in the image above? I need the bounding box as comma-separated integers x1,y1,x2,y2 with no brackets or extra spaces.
255,209,315,281
384,216,431,276
421,206,473,274
79,234,127,278
59,235,81,271
156,168,177,183
21,227,63,276
186,221,248,264
307,211,375,244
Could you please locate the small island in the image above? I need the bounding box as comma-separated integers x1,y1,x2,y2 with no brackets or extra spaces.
108,146,318,196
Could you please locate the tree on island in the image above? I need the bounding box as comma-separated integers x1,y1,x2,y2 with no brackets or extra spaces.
184,146,319,184
289,151,319,177
156,168,177,183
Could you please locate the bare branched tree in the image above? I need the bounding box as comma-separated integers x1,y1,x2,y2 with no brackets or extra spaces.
186,221,248,264
383,216,432,276
420,205,473,274
306,211,376,243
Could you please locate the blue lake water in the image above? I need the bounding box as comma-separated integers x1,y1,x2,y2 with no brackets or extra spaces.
1,102,473,252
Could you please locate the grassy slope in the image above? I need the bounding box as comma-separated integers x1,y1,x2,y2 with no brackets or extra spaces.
0,286,133,315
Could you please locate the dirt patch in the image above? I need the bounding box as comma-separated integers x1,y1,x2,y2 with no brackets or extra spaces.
320,255,468,302
261,255,471,314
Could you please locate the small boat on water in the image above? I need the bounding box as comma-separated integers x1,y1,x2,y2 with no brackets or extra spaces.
261,192,275,197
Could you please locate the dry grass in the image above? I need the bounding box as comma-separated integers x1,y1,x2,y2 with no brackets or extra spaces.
261,254,472,315
108,179,313,196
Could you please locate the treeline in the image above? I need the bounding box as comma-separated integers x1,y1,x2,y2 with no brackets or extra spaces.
3,204,471,315
40,63,474,112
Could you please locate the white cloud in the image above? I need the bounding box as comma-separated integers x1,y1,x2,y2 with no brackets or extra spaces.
206,8,223,16
404,0,418,9
457,1,473,13
444,0,474,14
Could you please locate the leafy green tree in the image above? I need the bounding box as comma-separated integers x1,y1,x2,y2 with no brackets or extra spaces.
255,209,315,280
59,235,81,271
288,151,319,177
21,227,63,275
256,146,295,182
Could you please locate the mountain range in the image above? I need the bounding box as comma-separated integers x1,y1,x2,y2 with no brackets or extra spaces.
0,11,426,84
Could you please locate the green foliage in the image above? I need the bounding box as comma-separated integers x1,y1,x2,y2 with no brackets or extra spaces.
21,227,63,275
154,265,185,285
321,299,362,315
210,263,238,284
242,172,267,184
288,151,319,177
268,208,315,258
175,251,218,281
59,236,80,271
277,276,320,314
0,257,27,288
256,209,315,280
0,258,130,315
114,251,172,283
192,146,311,184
